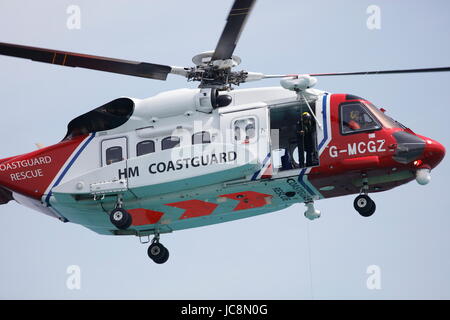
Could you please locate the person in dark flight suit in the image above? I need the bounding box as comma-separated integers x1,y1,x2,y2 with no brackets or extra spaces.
301,112,315,167
296,111,314,167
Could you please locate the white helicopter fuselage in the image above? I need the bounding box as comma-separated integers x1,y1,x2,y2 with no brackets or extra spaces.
1,84,443,239
49,86,324,235
1,86,333,235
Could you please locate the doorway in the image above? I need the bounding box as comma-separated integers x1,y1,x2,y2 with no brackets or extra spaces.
270,101,319,173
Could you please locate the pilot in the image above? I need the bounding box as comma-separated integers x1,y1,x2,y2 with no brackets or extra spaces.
348,110,362,130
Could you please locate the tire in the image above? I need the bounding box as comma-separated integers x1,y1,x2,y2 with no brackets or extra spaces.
360,201,376,217
157,247,169,264
148,243,169,264
109,208,132,230
354,195,375,217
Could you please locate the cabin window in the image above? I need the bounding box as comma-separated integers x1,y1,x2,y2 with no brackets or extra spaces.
234,126,241,141
192,131,211,144
162,136,180,150
340,103,381,135
233,117,257,142
105,146,123,165
137,140,155,156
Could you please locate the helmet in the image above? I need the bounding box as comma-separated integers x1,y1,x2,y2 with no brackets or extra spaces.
350,110,360,120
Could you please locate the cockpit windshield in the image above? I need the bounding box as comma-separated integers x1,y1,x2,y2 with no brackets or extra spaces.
363,102,406,129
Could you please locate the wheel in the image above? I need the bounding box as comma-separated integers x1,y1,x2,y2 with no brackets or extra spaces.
148,243,169,264
109,207,132,229
147,242,169,264
361,201,376,217
353,194,376,217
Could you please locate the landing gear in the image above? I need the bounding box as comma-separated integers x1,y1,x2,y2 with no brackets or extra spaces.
353,194,376,217
147,234,169,264
354,174,376,217
110,207,132,229
109,194,132,229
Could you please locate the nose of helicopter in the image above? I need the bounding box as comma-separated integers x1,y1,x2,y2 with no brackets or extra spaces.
419,135,446,169
392,131,445,169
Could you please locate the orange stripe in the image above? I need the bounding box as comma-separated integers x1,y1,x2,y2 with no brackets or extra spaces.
231,7,249,12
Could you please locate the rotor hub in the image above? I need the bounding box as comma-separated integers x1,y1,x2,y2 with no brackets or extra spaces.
192,51,241,68
187,52,247,90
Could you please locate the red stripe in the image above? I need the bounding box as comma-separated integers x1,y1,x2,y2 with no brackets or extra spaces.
128,208,164,225
166,200,218,219
220,191,272,211
0,136,87,199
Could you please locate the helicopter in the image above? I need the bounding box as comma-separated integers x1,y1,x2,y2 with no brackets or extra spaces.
0,0,447,264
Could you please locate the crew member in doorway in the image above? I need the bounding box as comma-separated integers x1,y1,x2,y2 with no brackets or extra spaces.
301,112,315,167
295,112,310,167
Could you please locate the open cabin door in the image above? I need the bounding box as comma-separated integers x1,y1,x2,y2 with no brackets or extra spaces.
219,104,270,174
269,99,320,176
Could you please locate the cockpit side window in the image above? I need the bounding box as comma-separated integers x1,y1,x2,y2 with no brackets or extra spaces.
340,103,381,135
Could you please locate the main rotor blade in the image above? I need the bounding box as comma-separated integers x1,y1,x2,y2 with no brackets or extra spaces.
309,67,450,77
0,42,173,80
211,0,257,61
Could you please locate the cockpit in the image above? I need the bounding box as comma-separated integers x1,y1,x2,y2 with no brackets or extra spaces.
270,94,408,174
341,102,381,134
340,96,406,135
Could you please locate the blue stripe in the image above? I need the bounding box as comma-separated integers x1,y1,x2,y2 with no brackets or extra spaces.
298,168,315,196
318,93,329,150
251,152,271,181
45,133,96,205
